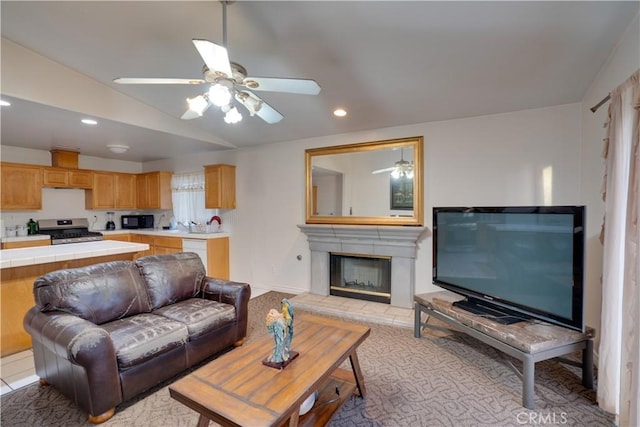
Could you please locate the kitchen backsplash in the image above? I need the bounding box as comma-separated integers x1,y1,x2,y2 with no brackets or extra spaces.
0,188,168,235
0,188,234,237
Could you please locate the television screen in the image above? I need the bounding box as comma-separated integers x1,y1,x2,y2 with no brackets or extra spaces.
432,206,585,331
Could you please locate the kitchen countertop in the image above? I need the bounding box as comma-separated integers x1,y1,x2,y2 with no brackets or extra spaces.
100,229,230,239
0,240,149,269
1,229,229,244
1,234,51,244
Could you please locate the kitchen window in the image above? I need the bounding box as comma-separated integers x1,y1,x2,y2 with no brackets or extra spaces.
171,172,214,225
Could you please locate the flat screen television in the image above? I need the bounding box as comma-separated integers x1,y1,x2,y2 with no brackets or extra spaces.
432,206,585,332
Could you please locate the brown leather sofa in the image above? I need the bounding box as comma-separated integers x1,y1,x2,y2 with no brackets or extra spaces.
23,252,250,423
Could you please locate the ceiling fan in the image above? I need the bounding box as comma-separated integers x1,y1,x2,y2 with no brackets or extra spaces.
113,1,320,124
372,149,414,179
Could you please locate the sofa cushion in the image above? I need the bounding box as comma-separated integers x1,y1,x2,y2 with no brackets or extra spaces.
135,252,206,310
101,313,188,369
153,299,236,340
34,261,152,325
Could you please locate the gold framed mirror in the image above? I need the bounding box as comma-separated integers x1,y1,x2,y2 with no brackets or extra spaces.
305,136,423,225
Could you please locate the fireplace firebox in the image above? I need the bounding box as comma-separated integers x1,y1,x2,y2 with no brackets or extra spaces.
330,253,391,304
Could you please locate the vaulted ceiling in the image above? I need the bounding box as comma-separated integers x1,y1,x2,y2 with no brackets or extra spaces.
1,1,637,162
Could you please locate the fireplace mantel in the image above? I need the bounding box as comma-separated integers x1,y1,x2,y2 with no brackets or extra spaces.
298,224,427,308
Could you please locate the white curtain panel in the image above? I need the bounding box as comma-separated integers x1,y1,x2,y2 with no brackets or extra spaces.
598,69,639,427
171,172,207,225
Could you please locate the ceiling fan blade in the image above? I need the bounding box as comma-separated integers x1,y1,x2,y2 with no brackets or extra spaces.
192,39,233,78
113,77,205,85
242,77,321,95
255,100,284,124
372,167,395,174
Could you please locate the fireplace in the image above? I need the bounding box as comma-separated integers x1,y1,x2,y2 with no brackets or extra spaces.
330,253,391,304
298,224,426,308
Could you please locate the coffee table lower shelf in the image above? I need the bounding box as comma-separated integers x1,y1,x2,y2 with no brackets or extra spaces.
290,368,358,427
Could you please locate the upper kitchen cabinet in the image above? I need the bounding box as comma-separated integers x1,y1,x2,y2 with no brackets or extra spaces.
204,164,235,209
42,167,93,189
115,173,137,209
86,172,115,209
1,162,43,210
85,171,137,210
137,172,172,210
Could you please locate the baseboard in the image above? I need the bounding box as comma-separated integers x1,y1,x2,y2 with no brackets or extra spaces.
252,284,307,296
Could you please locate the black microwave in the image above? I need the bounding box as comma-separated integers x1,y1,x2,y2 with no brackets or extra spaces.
121,215,154,229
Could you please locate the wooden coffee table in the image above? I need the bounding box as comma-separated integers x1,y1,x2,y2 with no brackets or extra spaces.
169,314,371,427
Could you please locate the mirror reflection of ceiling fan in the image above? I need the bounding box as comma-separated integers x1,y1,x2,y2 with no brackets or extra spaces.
372,149,414,179
113,1,320,124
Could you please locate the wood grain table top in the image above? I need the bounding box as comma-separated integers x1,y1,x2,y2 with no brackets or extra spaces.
169,313,370,427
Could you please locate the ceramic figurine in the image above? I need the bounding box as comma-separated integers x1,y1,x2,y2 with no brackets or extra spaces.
265,309,288,364
281,298,294,355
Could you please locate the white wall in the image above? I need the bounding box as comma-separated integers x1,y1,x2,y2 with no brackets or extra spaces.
579,14,639,340
146,103,584,301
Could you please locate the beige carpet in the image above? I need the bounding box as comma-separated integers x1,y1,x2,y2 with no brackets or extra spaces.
1,291,613,426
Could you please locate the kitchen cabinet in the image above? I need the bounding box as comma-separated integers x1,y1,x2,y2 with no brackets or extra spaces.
0,162,43,210
153,235,182,255
136,171,173,210
1,239,51,249
183,237,229,279
129,234,154,258
86,172,114,209
102,233,130,242
42,167,93,189
115,173,137,209
85,172,136,210
204,164,235,209
129,234,181,258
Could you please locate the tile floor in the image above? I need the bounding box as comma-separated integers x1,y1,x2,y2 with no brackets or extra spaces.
0,349,38,396
0,288,413,397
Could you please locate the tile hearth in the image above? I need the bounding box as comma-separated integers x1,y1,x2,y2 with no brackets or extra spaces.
290,292,413,328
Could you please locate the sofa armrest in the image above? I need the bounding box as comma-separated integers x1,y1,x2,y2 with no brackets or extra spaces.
201,278,251,340
24,307,121,402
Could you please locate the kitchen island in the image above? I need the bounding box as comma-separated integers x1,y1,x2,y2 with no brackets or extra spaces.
0,240,149,357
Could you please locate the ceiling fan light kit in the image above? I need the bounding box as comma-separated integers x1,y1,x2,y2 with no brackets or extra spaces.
186,95,209,116
113,1,320,125
372,148,414,178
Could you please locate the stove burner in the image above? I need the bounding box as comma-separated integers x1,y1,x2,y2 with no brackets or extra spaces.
38,218,104,245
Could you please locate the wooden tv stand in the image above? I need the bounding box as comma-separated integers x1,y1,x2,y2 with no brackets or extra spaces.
414,291,594,409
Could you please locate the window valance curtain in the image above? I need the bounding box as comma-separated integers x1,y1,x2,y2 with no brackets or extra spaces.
171,172,207,224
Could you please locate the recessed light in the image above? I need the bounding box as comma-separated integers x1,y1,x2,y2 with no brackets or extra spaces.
0,100,11,107
333,108,347,117
81,118,98,125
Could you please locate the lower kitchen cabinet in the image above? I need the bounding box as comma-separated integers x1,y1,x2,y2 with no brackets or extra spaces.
1,239,51,249
129,234,182,258
129,234,154,258
153,236,183,255
102,233,130,242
